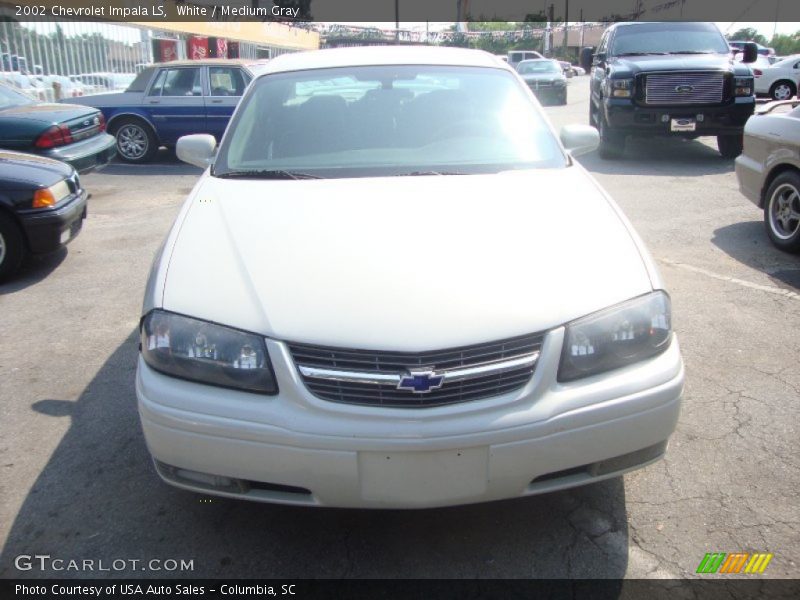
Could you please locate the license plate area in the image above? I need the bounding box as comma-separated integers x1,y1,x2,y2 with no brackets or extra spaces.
358,447,489,504
670,118,696,132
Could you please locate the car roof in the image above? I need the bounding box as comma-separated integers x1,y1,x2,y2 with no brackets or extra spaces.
155,59,268,68
259,46,508,76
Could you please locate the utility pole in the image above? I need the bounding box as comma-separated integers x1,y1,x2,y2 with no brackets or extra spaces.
547,3,554,57
579,8,584,49
562,0,569,55
395,0,399,41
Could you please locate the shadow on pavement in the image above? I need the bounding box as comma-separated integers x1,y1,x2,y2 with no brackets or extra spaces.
0,248,68,295
712,221,800,290
99,148,203,177
1,332,629,580
579,136,735,177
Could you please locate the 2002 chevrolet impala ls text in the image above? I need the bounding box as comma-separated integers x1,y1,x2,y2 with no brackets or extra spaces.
135,47,685,509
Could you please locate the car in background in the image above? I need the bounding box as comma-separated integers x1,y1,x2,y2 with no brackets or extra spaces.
516,59,567,105
73,59,266,163
558,60,575,78
752,55,800,100
0,82,116,173
729,40,774,57
75,72,136,92
507,50,544,70
736,99,800,252
0,71,54,102
34,75,86,100
0,150,87,280
136,46,684,508
590,22,757,159
572,65,586,76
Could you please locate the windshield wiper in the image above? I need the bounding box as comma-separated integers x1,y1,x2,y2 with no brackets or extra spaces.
214,169,322,180
615,52,669,56
669,51,715,55
394,170,468,177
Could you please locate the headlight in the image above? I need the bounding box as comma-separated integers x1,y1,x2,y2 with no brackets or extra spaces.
32,179,70,209
734,76,754,96
608,78,633,98
140,310,278,394
558,291,672,382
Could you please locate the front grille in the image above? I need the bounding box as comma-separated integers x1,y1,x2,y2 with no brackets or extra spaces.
289,332,544,408
644,72,725,105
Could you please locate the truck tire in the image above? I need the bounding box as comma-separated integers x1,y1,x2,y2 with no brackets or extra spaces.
717,134,743,159
597,110,625,159
0,212,24,281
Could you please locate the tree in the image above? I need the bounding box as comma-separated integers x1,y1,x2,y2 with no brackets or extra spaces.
726,28,767,46
769,33,800,56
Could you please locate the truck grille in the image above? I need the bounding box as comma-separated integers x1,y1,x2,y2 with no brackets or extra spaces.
288,332,544,408
644,72,725,105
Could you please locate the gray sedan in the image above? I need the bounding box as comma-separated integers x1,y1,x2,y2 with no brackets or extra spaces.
736,99,800,252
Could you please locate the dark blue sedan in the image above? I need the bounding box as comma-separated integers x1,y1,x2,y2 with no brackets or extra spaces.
74,59,267,163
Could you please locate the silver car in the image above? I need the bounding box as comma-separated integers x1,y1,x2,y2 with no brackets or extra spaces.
736,100,800,252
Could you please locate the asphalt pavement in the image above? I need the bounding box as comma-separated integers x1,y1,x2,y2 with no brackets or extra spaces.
1,76,798,579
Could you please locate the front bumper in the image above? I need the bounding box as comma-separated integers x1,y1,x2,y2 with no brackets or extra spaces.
734,151,765,207
136,330,684,509
18,188,88,254
604,97,755,136
41,132,116,173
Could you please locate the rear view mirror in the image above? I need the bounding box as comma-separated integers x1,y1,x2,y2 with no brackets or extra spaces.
176,134,217,169
560,124,600,157
741,42,758,64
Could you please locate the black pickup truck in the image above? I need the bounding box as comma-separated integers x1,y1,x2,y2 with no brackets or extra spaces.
586,22,757,159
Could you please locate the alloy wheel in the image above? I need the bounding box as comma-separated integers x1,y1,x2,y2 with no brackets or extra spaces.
769,183,800,239
117,124,149,160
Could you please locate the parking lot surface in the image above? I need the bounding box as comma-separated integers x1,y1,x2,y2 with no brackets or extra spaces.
1,77,798,579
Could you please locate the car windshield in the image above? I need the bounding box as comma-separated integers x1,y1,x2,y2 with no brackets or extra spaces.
0,83,35,108
215,65,566,178
611,23,731,55
517,61,560,74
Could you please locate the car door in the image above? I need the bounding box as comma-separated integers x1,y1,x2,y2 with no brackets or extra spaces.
590,29,612,115
144,66,206,145
203,66,251,141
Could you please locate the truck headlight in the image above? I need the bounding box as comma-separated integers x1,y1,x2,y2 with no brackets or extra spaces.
558,291,672,382
141,310,278,394
609,78,633,98
734,76,754,96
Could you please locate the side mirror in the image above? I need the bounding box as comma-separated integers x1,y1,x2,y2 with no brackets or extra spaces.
560,124,600,157
741,42,758,64
580,46,595,72
594,51,607,65
176,134,217,169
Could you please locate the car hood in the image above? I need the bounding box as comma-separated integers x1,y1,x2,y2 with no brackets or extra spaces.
0,101,98,125
160,169,654,351
0,149,73,188
609,53,751,77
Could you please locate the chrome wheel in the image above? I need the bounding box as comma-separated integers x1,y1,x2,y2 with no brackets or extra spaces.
768,183,800,240
772,82,794,101
117,124,149,160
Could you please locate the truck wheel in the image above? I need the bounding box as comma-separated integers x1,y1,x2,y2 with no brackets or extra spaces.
0,212,25,281
769,80,796,101
764,171,800,252
111,118,158,163
717,134,743,159
597,111,625,159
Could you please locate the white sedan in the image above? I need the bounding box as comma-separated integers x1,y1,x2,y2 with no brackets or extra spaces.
754,54,800,100
136,46,684,509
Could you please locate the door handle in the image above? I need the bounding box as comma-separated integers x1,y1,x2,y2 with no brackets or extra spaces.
148,99,160,104
210,99,223,104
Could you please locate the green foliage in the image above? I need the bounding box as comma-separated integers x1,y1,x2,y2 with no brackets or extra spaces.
726,28,768,46
770,33,800,56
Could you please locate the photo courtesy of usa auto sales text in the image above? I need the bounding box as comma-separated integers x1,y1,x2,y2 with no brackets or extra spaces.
14,584,298,596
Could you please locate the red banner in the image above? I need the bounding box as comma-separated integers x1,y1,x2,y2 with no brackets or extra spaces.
158,39,178,62
187,36,209,60
228,41,239,59
216,38,228,58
